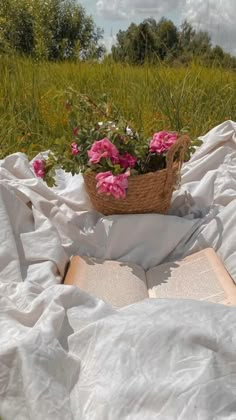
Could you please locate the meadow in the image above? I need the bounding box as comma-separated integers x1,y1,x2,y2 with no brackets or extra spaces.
1,55,236,160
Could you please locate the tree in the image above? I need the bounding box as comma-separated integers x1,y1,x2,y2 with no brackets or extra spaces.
131,19,159,64
112,18,178,64
191,31,211,55
112,23,143,63
111,17,235,69
210,45,224,60
178,21,211,56
0,0,34,54
178,20,196,52
155,18,178,59
0,0,105,60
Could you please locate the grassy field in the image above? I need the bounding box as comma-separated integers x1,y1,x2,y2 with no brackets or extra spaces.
0,55,236,159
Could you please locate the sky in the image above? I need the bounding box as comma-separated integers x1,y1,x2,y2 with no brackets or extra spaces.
79,0,236,55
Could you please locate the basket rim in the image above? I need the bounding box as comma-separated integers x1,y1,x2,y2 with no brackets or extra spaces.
83,164,178,181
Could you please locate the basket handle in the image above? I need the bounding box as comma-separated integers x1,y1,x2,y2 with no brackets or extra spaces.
164,134,191,193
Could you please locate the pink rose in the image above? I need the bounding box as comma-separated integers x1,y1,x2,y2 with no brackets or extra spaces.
149,131,177,154
95,170,130,199
119,152,137,169
71,142,80,155
88,138,119,165
33,159,45,178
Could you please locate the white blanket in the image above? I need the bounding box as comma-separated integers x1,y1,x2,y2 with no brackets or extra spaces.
1,121,236,420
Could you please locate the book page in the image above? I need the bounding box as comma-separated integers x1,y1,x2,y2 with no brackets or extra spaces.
64,256,148,308
146,249,236,304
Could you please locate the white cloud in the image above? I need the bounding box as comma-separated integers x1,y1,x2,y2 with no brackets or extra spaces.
96,0,129,20
97,0,236,54
96,0,184,20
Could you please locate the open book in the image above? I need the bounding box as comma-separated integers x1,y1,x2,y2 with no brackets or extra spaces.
64,248,236,308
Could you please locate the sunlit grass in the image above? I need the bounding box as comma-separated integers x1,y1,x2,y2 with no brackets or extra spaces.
0,55,236,159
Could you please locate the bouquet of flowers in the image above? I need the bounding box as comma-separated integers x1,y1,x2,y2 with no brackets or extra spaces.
32,91,193,214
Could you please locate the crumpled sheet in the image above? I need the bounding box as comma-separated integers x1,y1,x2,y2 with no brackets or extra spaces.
1,120,236,419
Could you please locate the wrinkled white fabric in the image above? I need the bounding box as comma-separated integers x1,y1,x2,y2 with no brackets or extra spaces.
0,120,236,419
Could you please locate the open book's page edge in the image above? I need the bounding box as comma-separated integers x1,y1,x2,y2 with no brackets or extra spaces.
63,256,87,286
203,249,236,305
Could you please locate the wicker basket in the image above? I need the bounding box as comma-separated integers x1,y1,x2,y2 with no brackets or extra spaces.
83,134,190,215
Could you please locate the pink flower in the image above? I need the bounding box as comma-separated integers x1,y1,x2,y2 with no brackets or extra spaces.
33,159,45,178
88,138,119,165
119,152,137,169
95,170,130,199
149,131,178,154
71,142,80,155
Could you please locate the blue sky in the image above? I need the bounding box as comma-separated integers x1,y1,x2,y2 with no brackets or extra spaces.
79,0,236,54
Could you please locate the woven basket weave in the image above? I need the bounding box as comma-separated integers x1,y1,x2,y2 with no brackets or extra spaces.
83,134,190,215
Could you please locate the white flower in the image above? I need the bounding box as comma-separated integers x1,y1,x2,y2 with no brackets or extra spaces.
126,126,133,136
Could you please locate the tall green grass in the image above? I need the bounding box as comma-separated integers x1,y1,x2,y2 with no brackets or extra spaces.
0,55,236,159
